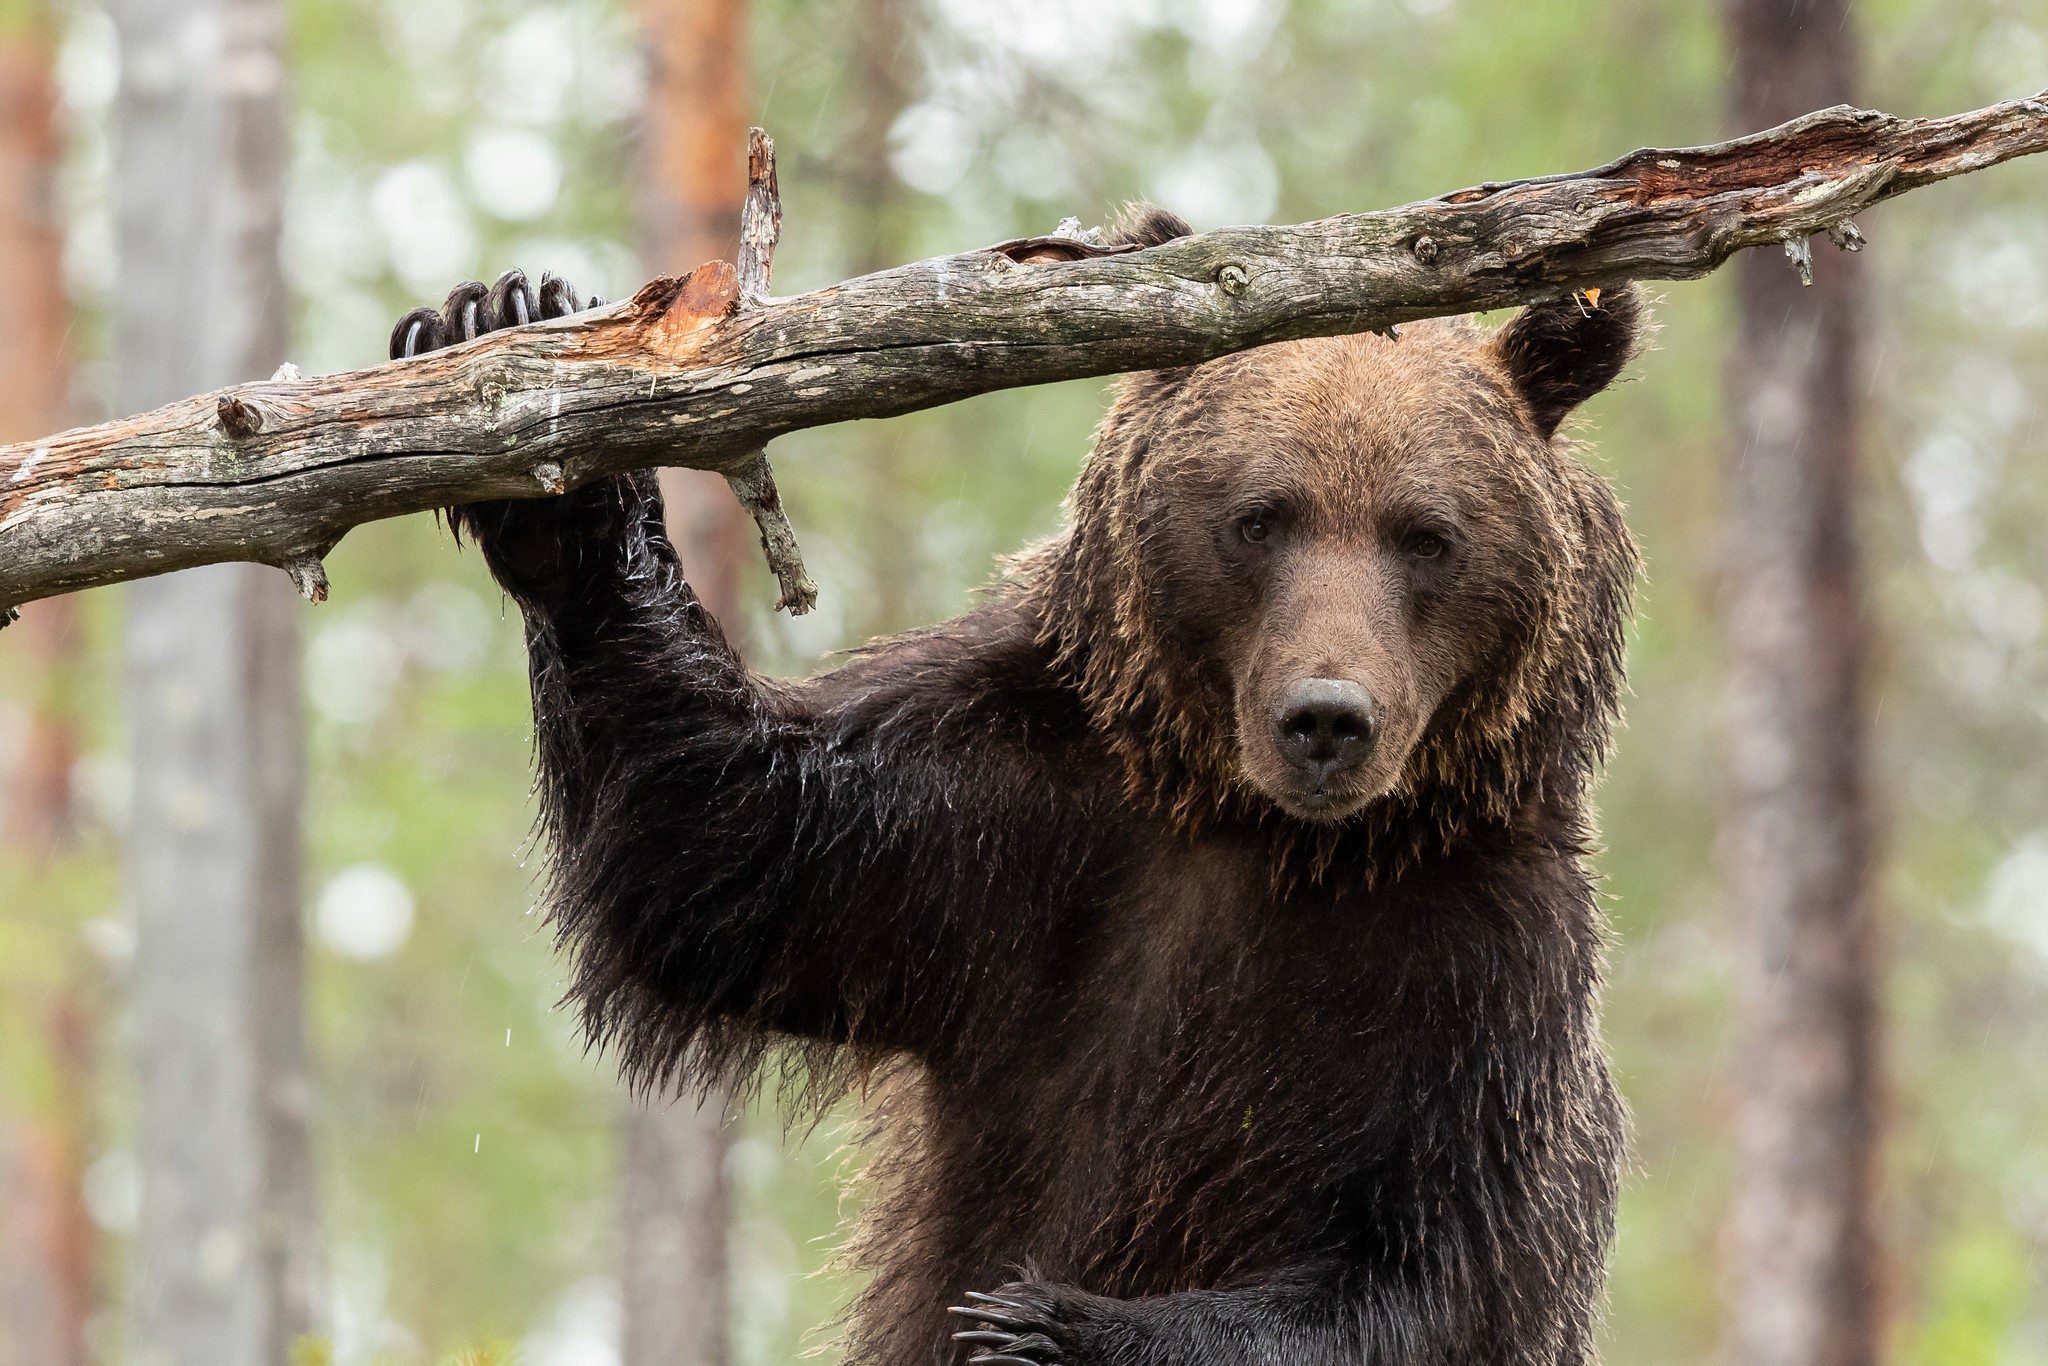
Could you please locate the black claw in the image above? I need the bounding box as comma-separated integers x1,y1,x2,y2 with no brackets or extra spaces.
537,272,582,319
586,293,607,310
487,268,537,330
967,1355,1043,1366
441,280,488,343
953,1331,1015,1346
966,1291,1032,1311
390,306,445,360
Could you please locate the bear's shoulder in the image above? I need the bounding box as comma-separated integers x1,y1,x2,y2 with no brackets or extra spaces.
797,594,1101,774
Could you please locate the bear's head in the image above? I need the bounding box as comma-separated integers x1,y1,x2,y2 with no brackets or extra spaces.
1024,209,1644,849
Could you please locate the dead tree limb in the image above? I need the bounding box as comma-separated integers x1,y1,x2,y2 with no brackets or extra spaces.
723,129,816,615
2,92,2046,621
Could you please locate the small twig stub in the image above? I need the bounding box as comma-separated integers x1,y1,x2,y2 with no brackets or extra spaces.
1783,235,1815,286
280,554,329,605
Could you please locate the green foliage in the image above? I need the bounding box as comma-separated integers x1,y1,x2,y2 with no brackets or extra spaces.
1902,1222,2034,1366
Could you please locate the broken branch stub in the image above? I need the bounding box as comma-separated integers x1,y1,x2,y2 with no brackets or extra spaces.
719,127,815,616
726,451,817,614
2,91,2046,620
736,126,781,309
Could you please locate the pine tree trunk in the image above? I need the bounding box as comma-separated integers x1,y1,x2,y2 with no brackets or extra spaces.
0,12,95,1365
620,2,746,1362
0,1002,94,1366
0,3,75,860
846,0,918,634
1721,3,1885,1364
112,0,320,1361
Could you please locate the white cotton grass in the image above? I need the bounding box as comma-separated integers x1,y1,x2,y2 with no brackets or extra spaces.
316,864,417,961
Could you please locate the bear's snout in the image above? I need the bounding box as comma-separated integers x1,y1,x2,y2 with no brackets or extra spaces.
1272,678,1379,792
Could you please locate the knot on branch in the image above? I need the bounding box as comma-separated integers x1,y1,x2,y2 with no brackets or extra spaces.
217,393,264,438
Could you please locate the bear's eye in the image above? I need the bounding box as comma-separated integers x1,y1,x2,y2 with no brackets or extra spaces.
1238,512,1273,545
1402,530,1448,561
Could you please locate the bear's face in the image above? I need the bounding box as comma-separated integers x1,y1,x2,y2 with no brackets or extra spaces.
1035,283,1643,835
1140,328,1580,820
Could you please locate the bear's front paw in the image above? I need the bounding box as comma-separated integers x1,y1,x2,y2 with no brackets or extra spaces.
443,470,665,596
387,269,671,597
948,1282,1106,1366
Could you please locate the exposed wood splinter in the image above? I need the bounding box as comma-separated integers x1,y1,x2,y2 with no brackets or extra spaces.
990,234,1139,265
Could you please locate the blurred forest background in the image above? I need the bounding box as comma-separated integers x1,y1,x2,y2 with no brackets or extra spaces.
1,0,2046,1363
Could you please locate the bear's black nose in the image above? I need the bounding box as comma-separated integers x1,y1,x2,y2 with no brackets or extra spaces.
1274,679,1378,783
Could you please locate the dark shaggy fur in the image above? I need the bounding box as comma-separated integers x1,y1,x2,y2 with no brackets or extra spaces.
393,233,1647,1366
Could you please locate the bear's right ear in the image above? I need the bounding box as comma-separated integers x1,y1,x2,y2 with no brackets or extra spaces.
1106,204,1194,249
1489,285,1646,439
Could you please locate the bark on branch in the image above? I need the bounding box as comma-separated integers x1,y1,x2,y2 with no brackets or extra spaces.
3,92,2046,619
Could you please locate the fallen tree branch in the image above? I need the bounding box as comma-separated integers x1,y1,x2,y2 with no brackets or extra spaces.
2,92,2045,620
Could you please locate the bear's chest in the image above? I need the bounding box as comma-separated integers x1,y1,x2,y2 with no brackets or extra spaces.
982,843,1518,1287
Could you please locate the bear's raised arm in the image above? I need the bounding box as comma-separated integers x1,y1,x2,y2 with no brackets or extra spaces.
396,275,1119,1092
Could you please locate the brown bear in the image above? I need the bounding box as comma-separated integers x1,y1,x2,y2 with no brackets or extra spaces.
391,207,1644,1366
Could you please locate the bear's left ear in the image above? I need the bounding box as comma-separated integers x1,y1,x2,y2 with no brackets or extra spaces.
1489,285,1646,439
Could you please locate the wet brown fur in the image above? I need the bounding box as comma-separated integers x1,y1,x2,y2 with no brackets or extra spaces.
412,213,1649,1366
